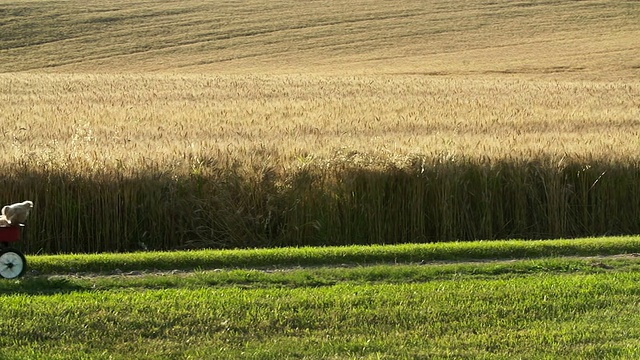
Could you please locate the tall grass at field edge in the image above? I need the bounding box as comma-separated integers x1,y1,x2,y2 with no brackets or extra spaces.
5,156,640,253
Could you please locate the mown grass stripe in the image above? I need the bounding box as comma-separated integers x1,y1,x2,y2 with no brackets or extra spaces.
4,255,639,295
25,236,640,275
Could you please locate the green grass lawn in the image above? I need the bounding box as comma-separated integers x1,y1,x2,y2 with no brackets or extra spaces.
2,237,640,359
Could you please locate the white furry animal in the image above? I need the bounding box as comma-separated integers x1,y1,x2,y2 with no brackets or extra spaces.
2,201,33,224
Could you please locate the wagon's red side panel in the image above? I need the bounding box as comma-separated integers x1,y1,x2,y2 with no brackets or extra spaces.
0,226,22,243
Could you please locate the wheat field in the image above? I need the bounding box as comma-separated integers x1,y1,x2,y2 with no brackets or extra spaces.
1,0,639,252
1,74,639,174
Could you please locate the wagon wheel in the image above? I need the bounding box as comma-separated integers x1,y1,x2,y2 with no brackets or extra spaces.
0,248,27,279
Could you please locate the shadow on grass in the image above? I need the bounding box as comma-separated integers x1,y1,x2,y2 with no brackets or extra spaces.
0,276,86,295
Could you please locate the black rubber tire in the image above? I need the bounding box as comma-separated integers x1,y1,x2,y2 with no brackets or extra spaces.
0,248,27,279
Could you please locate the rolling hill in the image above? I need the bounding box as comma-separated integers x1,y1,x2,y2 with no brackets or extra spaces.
1,0,638,79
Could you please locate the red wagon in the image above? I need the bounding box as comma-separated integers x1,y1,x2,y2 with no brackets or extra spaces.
0,225,27,279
